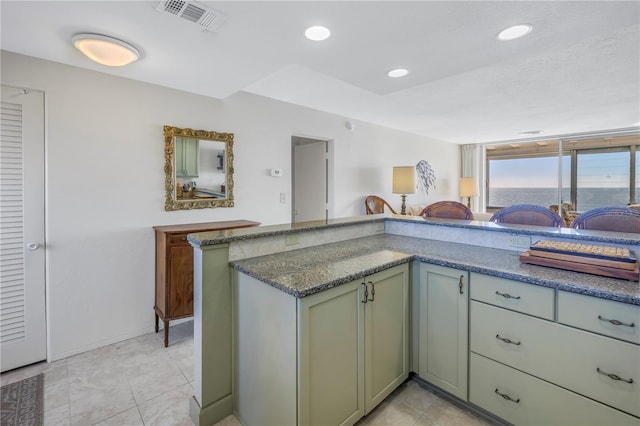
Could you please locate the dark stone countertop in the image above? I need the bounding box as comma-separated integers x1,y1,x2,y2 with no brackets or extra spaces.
231,234,640,305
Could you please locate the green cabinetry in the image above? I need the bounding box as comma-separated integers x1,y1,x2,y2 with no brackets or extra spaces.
175,137,199,177
417,263,468,400
234,263,409,426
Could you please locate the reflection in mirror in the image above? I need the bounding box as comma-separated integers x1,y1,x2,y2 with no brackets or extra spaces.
164,125,234,211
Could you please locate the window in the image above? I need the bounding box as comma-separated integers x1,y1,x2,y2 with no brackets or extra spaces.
488,156,568,208
575,148,629,211
485,135,639,212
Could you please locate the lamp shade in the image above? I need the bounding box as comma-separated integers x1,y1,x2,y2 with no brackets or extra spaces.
393,166,416,194
459,177,479,197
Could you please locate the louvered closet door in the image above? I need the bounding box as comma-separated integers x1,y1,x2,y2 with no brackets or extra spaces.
1,86,46,372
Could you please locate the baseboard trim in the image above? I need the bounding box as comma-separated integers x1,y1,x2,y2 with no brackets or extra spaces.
189,394,233,426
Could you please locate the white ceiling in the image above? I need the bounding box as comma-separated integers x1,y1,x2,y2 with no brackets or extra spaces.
2,1,639,144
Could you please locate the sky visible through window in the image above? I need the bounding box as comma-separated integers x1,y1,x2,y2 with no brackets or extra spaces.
490,157,570,188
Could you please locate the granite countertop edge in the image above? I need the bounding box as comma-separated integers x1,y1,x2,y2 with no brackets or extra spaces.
187,214,640,247
230,235,640,305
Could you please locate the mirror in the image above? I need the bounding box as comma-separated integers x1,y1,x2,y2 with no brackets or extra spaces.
164,125,234,211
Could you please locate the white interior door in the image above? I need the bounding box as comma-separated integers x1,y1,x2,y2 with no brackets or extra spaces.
293,138,327,223
1,86,46,372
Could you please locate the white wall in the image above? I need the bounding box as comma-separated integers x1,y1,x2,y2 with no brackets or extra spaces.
1,51,459,360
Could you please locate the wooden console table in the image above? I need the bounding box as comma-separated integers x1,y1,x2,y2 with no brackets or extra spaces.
153,220,260,346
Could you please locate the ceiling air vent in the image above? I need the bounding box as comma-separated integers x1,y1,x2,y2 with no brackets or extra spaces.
156,0,227,32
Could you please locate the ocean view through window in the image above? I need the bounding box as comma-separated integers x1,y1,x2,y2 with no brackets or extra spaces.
486,135,639,212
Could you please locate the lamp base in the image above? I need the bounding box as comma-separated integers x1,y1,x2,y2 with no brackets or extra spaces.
400,194,407,215
466,197,471,209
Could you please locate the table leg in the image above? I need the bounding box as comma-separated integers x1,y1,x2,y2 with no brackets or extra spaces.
155,313,159,333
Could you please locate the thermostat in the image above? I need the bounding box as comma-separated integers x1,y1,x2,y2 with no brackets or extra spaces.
270,168,283,177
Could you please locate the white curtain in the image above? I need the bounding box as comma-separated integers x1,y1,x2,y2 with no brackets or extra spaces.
460,144,483,212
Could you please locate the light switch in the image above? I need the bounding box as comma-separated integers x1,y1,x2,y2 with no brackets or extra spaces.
280,192,286,203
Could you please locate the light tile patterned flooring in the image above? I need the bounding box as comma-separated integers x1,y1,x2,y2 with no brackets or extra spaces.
1,321,493,425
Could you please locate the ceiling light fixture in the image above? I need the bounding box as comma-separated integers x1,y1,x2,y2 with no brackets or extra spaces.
517,130,544,136
305,26,331,41
387,68,409,78
497,24,533,41
72,33,140,66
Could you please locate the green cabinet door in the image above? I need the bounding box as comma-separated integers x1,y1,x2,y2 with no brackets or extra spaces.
298,280,365,426
175,137,199,178
418,263,469,400
364,265,410,413
298,263,409,425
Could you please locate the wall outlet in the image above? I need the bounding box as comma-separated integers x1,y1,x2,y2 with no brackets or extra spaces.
376,222,385,233
279,192,286,203
509,235,531,249
285,234,299,246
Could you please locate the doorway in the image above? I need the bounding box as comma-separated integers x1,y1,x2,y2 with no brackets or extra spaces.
1,86,47,372
292,136,332,223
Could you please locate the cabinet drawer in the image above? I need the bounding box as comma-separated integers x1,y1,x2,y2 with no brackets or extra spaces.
470,273,554,320
168,233,189,245
558,291,640,344
471,301,640,417
470,352,639,426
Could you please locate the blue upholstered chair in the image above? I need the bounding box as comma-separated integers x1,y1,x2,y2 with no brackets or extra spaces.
420,201,474,220
570,206,640,233
490,204,563,227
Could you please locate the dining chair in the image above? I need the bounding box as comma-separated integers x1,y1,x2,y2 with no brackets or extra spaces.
365,195,397,215
490,204,564,227
570,206,640,233
420,201,474,220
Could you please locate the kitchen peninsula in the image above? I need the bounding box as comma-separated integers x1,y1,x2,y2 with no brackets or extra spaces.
187,215,640,426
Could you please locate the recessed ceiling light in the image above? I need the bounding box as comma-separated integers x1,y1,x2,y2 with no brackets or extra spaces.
497,24,533,41
72,33,139,66
305,26,331,41
387,68,409,78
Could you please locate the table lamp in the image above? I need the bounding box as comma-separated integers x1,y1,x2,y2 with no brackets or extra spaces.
393,166,416,215
460,177,478,209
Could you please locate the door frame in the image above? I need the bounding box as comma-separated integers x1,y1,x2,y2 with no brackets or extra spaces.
291,134,334,223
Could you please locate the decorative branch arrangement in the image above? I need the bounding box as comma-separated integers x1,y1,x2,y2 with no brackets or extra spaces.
416,160,436,196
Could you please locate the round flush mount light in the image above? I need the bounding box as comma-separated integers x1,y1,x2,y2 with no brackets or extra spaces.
305,26,331,41
387,68,409,78
497,24,533,41
72,33,140,66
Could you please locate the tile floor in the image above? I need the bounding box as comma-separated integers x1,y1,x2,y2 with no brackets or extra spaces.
1,321,494,426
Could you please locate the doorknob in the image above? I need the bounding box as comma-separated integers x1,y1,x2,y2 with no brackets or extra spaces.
27,242,40,250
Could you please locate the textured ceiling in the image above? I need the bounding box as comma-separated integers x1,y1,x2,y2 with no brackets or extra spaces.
1,1,639,144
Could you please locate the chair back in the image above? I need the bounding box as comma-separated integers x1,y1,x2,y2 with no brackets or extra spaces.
421,201,474,220
570,207,640,233
365,196,397,215
490,204,563,227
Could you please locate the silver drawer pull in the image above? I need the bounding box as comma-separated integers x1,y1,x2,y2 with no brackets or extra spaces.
496,291,520,300
496,334,521,346
598,315,635,328
495,388,520,403
596,368,634,384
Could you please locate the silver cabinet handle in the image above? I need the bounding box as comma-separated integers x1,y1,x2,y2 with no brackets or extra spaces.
496,334,521,346
458,275,464,294
27,242,40,250
495,388,520,403
368,281,375,302
361,282,368,304
598,315,635,328
597,368,634,384
496,291,520,300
